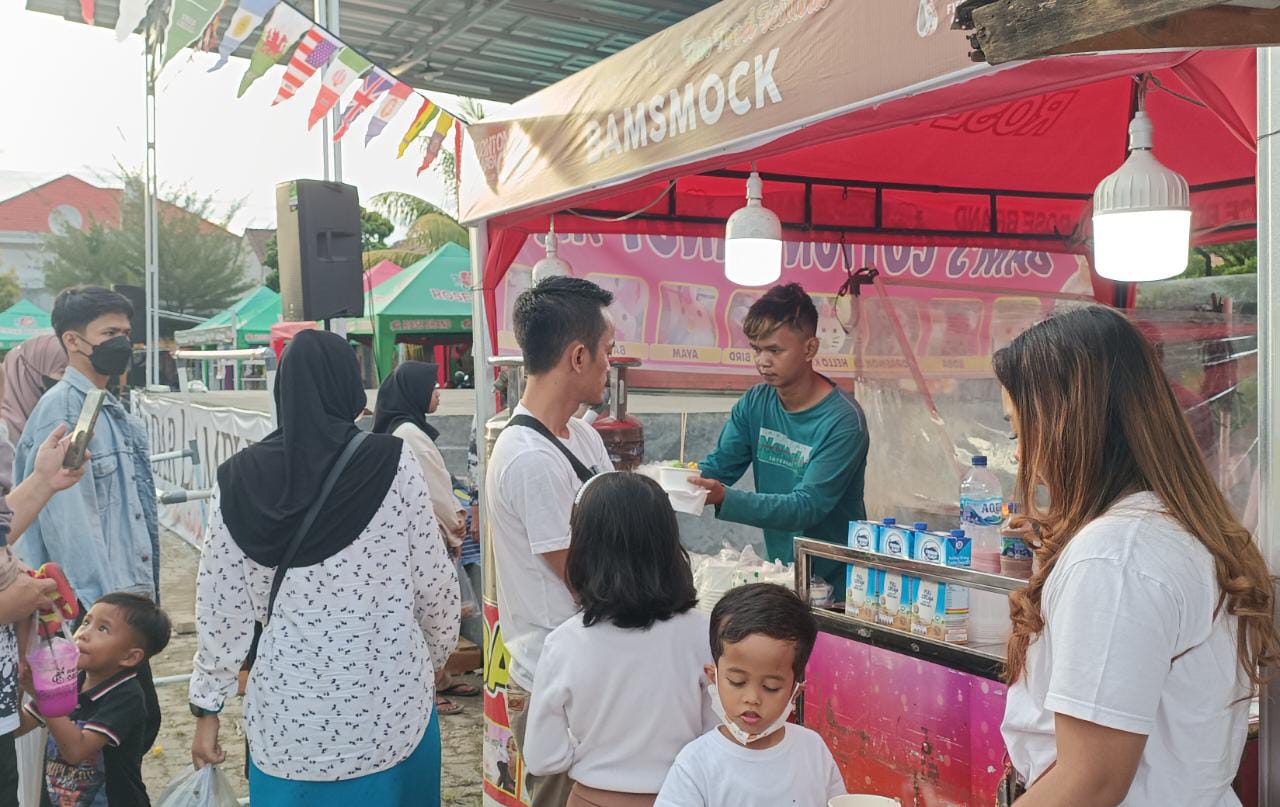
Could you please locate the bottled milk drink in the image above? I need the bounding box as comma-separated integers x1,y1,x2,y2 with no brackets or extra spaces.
961,455,1009,645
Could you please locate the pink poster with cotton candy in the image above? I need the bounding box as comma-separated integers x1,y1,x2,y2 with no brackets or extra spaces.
495,234,1093,380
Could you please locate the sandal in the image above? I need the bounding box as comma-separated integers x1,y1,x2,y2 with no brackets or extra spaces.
440,679,481,698
435,696,464,716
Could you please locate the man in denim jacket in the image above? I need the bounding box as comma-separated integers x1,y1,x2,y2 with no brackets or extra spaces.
13,286,162,750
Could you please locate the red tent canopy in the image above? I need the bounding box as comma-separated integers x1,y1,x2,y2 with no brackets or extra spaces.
460,3,1256,347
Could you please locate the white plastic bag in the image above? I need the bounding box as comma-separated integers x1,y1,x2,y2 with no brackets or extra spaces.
156,765,240,807
456,559,479,620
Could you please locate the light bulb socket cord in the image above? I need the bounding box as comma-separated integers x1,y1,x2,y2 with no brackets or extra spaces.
745,171,764,205
1128,111,1154,152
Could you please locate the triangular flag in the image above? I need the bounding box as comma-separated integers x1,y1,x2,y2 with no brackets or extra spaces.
272,28,341,106
334,69,394,141
210,0,279,71
417,112,455,176
364,81,412,146
160,0,222,68
80,0,95,24
397,98,438,159
236,3,310,97
114,0,151,40
308,47,372,129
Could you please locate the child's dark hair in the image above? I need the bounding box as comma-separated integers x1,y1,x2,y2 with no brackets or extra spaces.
96,593,171,660
566,472,698,630
743,283,818,341
51,286,134,342
710,583,817,680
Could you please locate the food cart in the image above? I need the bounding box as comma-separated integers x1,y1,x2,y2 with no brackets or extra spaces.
460,2,1264,803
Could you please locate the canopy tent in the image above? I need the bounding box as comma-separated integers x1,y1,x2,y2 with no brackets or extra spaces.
176,286,281,349
460,5,1267,804
0,299,52,351
364,259,405,291
461,1,1257,346
348,243,473,381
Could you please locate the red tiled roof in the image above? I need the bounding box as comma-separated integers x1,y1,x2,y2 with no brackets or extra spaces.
0,175,120,234
0,174,235,239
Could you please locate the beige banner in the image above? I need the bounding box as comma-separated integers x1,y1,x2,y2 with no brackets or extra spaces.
461,0,978,224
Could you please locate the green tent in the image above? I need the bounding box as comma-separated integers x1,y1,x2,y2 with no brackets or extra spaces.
0,299,53,351
349,243,472,381
176,287,280,349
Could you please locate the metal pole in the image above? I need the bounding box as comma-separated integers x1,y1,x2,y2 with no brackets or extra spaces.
470,223,494,494
314,0,342,182
143,20,160,388
1258,45,1280,807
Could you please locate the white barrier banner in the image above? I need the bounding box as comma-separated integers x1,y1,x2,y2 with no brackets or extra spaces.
134,393,273,546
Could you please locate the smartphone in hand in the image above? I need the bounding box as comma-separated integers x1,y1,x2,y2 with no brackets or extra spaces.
62,390,106,471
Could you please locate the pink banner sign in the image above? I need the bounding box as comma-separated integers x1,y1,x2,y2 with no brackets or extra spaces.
496,235,1092,379
804,632,1009,804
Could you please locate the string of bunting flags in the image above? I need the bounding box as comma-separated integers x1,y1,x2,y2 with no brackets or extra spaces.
108,0,463,176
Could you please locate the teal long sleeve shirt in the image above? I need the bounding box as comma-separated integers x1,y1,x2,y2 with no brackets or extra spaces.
700,381,869,568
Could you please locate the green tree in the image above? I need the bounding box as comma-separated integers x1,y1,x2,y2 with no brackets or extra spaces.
264,236,279,292
361,208,394,251
0,269,20,312
43,173,253,316
263,207,396,292
1185,241,1257,278
364,192,468,269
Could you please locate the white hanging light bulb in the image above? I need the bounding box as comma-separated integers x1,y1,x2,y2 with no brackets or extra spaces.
1092,79,1191,282
724,166,782,287
532,216,572,283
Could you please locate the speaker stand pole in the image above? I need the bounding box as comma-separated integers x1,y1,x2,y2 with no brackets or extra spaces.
316,0,342,183
143,14,161,389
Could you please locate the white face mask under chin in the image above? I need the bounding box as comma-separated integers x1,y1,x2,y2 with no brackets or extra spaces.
708,682,800,746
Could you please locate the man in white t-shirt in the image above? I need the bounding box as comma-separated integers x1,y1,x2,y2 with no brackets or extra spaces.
486,275,616,807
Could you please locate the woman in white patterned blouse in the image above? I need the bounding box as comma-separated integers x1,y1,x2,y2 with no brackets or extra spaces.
188,330,459,806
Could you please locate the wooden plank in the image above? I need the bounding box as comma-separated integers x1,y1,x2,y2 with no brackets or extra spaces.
1043,6,1280,55
969,0,1224,64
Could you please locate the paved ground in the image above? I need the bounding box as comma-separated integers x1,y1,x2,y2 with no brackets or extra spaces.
143,532,483,804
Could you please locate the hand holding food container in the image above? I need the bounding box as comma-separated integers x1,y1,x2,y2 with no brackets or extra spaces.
639,460,710,515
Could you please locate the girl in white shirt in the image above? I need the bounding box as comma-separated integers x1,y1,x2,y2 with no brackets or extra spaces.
993,306,1279,807
524,471,716,807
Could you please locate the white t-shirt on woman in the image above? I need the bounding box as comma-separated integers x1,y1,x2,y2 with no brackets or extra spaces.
523,608,717,793
1001,491,1251,806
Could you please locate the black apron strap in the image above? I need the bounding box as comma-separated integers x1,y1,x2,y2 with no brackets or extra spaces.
506,414,596,484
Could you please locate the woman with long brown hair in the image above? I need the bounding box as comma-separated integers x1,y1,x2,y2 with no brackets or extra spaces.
995,306,1278,806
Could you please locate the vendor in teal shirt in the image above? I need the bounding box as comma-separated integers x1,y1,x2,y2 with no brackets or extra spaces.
693,283,869,593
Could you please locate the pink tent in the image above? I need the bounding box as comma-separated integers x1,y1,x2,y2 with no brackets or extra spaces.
364,259,404,292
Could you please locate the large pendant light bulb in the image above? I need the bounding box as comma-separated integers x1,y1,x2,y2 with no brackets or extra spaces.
532,216,572,283
1092,99,1191,282
725,168,782,287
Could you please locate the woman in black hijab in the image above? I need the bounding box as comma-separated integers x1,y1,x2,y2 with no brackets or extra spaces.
374,361,474,713
189,330,459,806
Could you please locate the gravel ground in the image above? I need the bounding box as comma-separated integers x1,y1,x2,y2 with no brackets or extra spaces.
143,531,483,804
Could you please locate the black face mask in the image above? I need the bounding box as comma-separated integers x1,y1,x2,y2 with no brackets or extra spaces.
40,375,59,393
79,335,133,378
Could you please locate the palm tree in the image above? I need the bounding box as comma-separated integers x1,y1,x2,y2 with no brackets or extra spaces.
361,97,486,270
362,192,468,269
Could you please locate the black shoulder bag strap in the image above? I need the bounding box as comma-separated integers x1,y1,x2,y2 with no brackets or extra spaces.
265,431,369,624
506,414,595,484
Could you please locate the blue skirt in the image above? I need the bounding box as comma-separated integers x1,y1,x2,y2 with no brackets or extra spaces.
248,709,441,806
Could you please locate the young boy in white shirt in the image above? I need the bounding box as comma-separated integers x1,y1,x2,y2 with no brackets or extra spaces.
656,584,847,807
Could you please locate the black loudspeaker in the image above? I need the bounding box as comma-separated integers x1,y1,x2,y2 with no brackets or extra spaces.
114,284,147,342
275,180,364,322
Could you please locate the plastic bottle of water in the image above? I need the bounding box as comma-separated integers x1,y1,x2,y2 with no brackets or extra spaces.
961,455,1008,646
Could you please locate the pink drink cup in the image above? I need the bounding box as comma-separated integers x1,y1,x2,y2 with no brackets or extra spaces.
28,637,79,718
